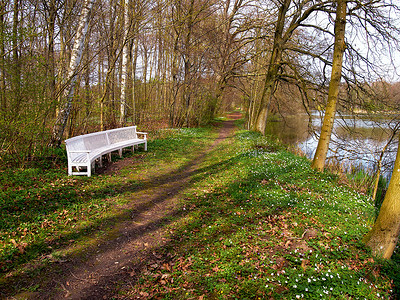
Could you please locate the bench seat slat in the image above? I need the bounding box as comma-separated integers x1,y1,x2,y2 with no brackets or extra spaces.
71,153,88,163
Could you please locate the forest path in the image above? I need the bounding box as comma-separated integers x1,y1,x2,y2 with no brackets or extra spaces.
38,113,241,299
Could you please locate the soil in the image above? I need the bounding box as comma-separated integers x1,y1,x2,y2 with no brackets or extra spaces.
24,113,241,300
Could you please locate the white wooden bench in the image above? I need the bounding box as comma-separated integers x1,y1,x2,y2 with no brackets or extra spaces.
65,126,147,177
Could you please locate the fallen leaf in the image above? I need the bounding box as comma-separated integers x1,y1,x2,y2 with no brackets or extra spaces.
162,263,172,271
301,259,309,270
10,239,18,247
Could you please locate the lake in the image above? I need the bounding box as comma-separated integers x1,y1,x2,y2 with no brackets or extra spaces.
265,111,399,180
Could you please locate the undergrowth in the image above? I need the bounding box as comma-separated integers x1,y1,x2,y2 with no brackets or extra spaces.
0,124,399,299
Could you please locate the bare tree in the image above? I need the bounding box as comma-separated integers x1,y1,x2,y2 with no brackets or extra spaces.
311,0,347,171
50,0,94,147
251,0,332,135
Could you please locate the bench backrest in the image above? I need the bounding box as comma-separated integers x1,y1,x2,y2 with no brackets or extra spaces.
65,131,108,152
83,132,109,150
65,126,138,152
107,126,137,144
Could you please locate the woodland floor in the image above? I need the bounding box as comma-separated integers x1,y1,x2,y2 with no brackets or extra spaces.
2,112,397,299
14,113,241,300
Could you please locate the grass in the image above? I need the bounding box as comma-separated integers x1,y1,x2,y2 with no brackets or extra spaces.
0,126,217,294
1,121,399,299
123,129,398,299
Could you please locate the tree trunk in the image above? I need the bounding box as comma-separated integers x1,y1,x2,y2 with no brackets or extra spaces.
83,38,91,131
47,0,57,108
371,135,394,201
170,34,180,127
132,38,138,124
50,0,94,147
120,0,130,126
363,138,400,259
311,0,347,171
12,0,21,114
0,1,5,112
253,0,291,135
99,51,105,130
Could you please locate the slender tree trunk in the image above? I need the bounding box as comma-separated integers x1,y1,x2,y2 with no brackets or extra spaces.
47,0,57,107
248,68,262,130
169,0,183,127
371,128,398,201
183,0,194,127
99,51,105,130
371,164,382,202
0,1,6,112
253,0,291,135
83,39,91,131
184,59,191,127
363,138,400,259
142,43,149,122
120,0,130,126
170,35,180,127
311,0,347,171
132,38,138,124
107,0,118,128
12,0,21,114
156,16,163,111
50,0,94,147
55,13,67,119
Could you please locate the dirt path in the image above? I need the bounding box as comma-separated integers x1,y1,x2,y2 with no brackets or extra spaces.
36,113,241,299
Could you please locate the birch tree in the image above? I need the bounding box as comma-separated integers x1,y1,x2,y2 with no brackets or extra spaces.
50,0,94,147
120,0,130,126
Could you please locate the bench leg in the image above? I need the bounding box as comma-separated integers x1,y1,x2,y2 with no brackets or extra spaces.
144,141,147,151
108,153,111,161
118,149,122,158
99,156,103,167
88,162,93,177
132,146,135,153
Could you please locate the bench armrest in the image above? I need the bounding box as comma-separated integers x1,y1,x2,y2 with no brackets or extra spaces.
136,132,147,139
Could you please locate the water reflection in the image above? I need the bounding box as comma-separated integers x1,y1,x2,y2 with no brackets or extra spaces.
265,112,398,179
